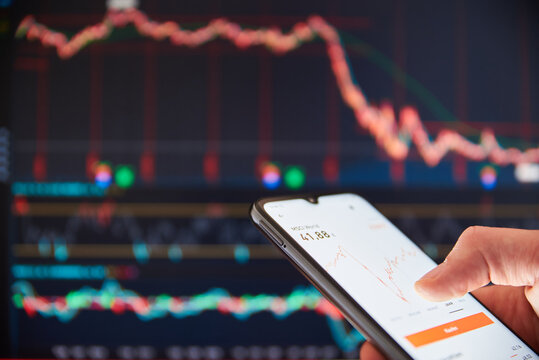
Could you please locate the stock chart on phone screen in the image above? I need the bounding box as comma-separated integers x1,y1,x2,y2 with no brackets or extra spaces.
2,0,539,359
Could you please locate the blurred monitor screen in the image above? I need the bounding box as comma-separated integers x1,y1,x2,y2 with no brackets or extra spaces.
2,0,538,359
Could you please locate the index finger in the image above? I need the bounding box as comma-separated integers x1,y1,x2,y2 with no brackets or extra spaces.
414,226,539,301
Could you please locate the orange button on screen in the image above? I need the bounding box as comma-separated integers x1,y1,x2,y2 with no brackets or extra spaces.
405,312,494,348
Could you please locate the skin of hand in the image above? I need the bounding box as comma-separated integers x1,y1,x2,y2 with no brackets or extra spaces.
360,226,539,359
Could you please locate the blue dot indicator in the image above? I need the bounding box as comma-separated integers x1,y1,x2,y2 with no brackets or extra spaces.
234,245,250,264
261,162,282,190
168,244,183,263
38,237,51,257
133,241,150,264
54,240,69,262
480,165,497,190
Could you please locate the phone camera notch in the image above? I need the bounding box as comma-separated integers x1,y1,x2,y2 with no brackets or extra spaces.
305,196,318,204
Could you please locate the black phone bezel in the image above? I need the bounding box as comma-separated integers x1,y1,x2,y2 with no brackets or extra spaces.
251,191,414,360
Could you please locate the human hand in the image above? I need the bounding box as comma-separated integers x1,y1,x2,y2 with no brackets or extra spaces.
360,226,539,359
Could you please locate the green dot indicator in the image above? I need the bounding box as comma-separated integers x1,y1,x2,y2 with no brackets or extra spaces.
115,165,135,189
284,166,305,190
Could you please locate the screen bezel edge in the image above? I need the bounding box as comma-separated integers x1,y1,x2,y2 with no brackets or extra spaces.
251,192,414,360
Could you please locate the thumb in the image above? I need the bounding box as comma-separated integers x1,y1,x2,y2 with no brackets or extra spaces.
414,226,539,306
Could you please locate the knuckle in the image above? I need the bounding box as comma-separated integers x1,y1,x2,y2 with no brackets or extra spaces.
447,226,488,263
458,226,485,247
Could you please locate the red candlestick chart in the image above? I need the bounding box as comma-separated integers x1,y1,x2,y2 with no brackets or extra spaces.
15,8,539,172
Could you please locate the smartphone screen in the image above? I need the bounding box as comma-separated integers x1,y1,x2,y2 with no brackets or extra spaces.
261,193,537,360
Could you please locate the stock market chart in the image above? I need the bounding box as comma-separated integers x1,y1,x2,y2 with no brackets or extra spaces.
2,0,539,358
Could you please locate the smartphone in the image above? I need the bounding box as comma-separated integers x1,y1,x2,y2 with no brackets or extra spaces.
250,192,538,360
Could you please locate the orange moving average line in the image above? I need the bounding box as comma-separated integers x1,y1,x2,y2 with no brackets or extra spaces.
16,8,539,166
